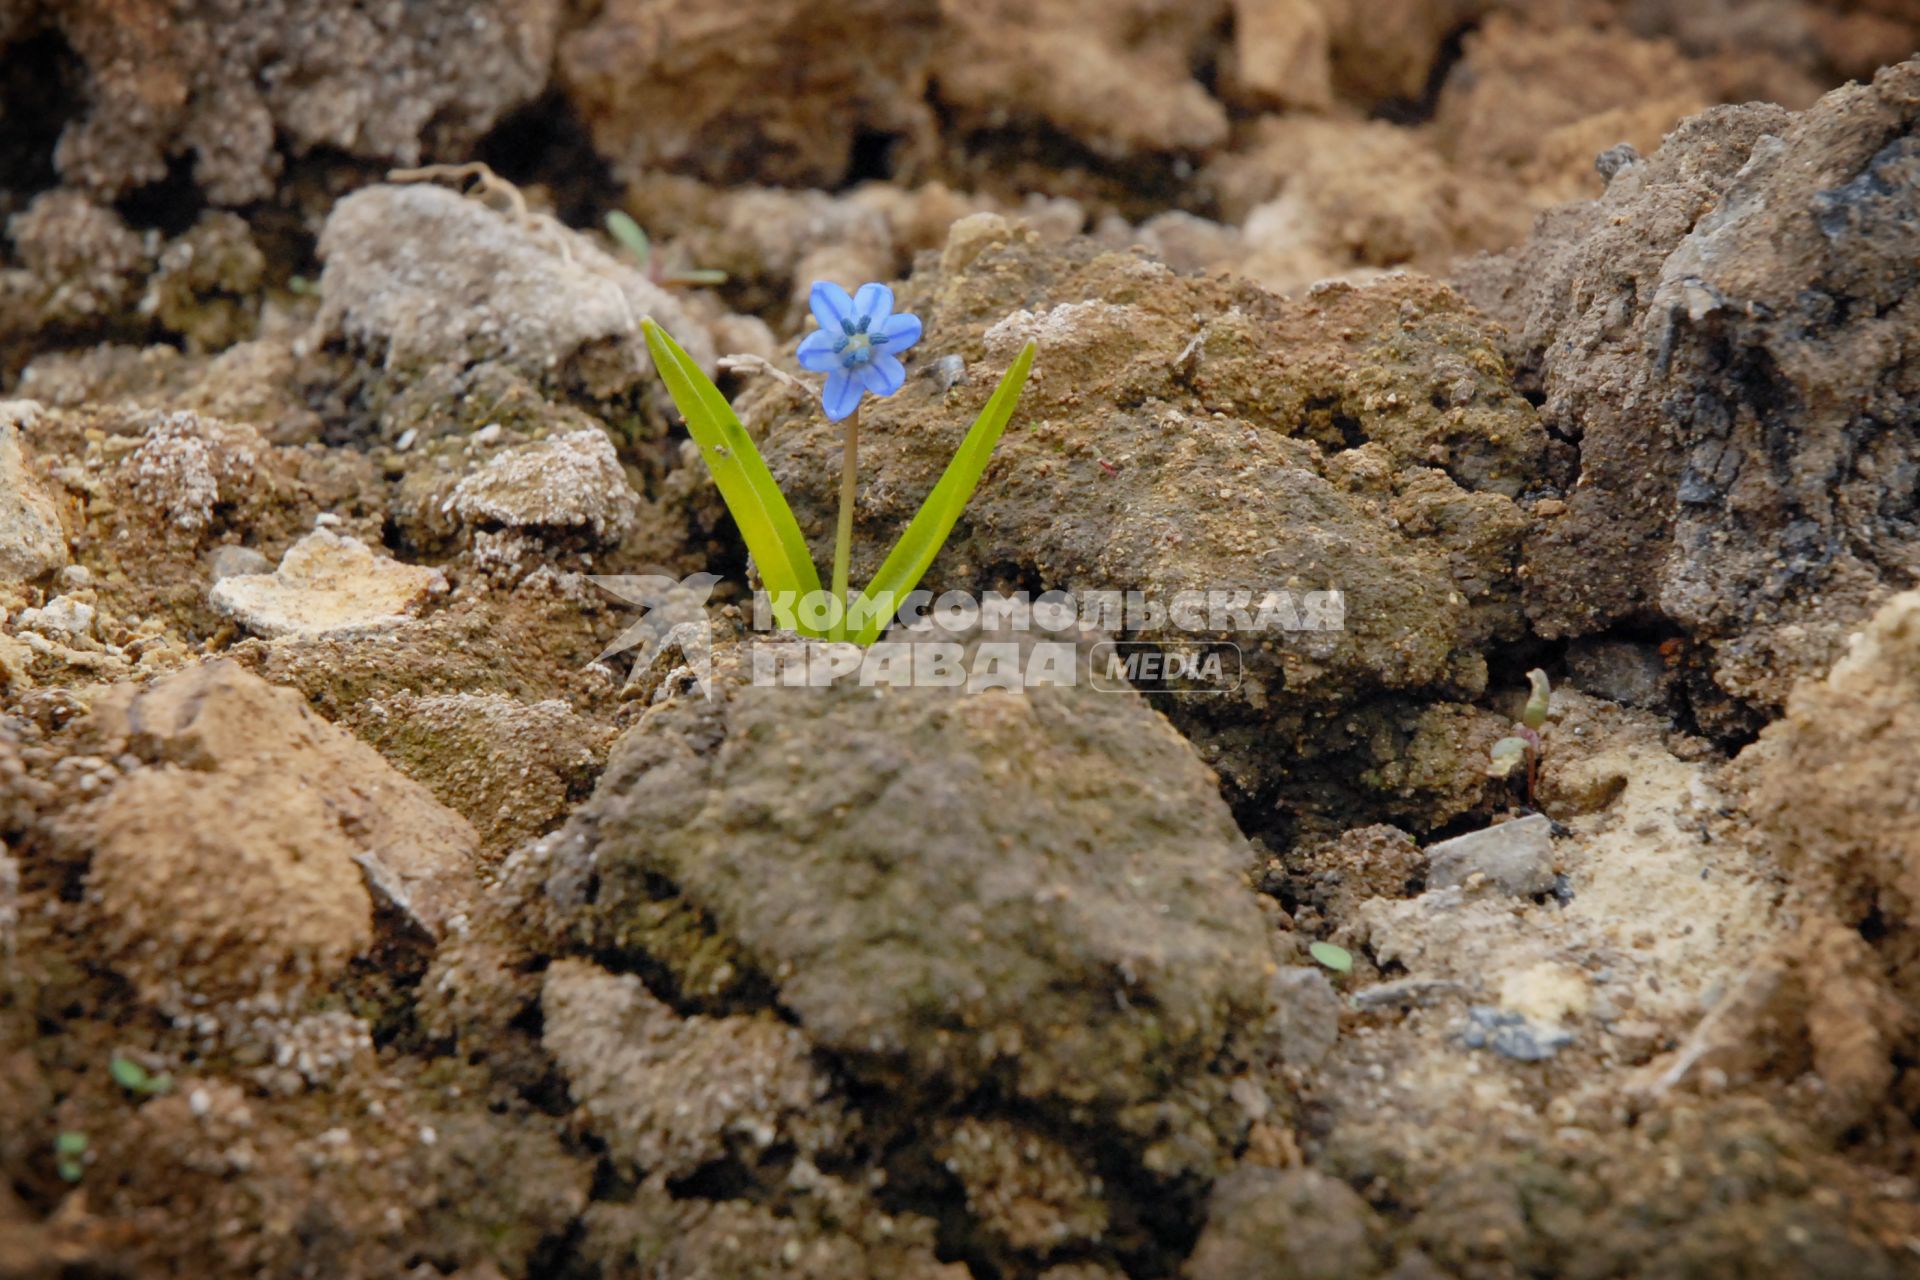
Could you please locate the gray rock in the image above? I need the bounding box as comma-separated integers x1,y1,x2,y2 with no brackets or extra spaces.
444,428,637,542
1459,1005,1575,1062
207,544,272,581
928,352,968,390
540,959,844,1180
516,641,1291,1180
312,184,714,398
1424,813,1556,897
1458,65,1920,721
1350,977,1470,1011
1568,638,1673,708
0,401,69,585
1267,966,1343,1067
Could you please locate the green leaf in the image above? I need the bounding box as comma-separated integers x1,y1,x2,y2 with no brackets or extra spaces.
56,1130,88,1181
1309,941,1353,974
662,268,729,287
1487,736,1530,779
605,210,651,268
1522,668,1552,730
109,1055,149,1091
641,320,825,627
847,341,1037,646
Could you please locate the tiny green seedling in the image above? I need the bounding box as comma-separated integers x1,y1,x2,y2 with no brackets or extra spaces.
55,1130,87,1182
643,293,1035,645
110,1054,174,1096
1488,668,1551,805
606,211,728,289
1309,941,1354,975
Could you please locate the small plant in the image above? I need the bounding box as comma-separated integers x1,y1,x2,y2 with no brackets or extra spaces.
643,282,1036,644
55,1130,86,1182
109,1054,173,1096
1488,668,1551,805
606,211,728,289
1309,941,1354,975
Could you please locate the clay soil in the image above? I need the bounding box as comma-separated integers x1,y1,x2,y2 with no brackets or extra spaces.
4,2,1920,1277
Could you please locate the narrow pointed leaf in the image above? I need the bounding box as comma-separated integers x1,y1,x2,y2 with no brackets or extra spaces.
641,320,824,622
848,341,1036,645
605,210,651,267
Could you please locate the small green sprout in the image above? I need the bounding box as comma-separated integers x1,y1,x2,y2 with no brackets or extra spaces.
606,211,727,288
1521,668,1551,731
1488,736,1529,777
109,1054,173,1096
55,1130,87,1182
1309,941,1354,975
1488,668,1551,806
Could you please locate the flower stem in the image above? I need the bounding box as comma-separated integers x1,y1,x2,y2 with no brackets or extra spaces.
829,406,859,641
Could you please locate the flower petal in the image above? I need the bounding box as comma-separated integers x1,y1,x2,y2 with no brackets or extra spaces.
809,281,855,334
852,282,893,329
822,369,863,421
796,328,843,372
855,351,906,398
873,311,922,353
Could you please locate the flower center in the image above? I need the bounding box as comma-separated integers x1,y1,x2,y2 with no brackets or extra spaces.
835,315,875,367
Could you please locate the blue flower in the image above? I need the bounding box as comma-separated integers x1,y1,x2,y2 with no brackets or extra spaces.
796,281,924,421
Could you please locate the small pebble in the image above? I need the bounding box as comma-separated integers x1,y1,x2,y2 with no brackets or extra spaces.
1460,1005,1575,1061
